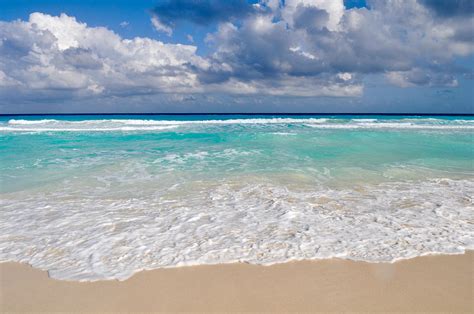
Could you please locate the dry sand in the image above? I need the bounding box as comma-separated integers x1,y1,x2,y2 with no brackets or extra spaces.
1,251,473,312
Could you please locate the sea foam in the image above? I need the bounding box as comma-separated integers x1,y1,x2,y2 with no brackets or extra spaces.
0,178,472,281
2,117,473,132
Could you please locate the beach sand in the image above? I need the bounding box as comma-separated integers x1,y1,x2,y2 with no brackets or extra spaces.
1,251,472,312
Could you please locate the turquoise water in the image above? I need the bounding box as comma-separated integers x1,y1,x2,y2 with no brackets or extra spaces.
0,115,473,280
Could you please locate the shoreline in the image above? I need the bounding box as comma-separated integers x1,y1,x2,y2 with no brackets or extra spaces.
1,249,472,282
1,251,472,312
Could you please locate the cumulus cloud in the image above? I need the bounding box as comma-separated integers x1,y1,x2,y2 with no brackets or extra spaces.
0,13,207,101
0,0,473,107
200,0,473,89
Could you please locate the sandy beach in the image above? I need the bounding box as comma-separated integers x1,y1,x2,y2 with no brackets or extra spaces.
1,0,473,311
1,251,472,312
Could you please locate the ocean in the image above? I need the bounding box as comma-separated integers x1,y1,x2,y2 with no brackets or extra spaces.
0,114,473,281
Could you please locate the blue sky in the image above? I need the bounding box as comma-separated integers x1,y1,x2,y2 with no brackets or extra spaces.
0,0,472,113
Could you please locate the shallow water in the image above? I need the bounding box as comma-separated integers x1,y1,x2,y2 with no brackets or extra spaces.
1,115,473,281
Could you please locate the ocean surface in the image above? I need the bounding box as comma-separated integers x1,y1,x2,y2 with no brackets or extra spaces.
1,115,473,281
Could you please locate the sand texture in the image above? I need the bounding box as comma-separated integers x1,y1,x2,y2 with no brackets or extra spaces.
1,252,473,312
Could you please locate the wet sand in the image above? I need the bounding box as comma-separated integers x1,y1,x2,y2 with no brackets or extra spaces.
1,251,472,312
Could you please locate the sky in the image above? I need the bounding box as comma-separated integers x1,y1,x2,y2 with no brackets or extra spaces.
0,0,473,114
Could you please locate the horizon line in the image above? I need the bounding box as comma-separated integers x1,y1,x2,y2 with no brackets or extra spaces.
0,113,473,116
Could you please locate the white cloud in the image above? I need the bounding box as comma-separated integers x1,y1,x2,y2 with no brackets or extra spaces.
338,73,352,81
204,0,473,91
0,13,207,100
282,0,345,31
151,16,172,36
0,0,473,107
0,12,362,101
